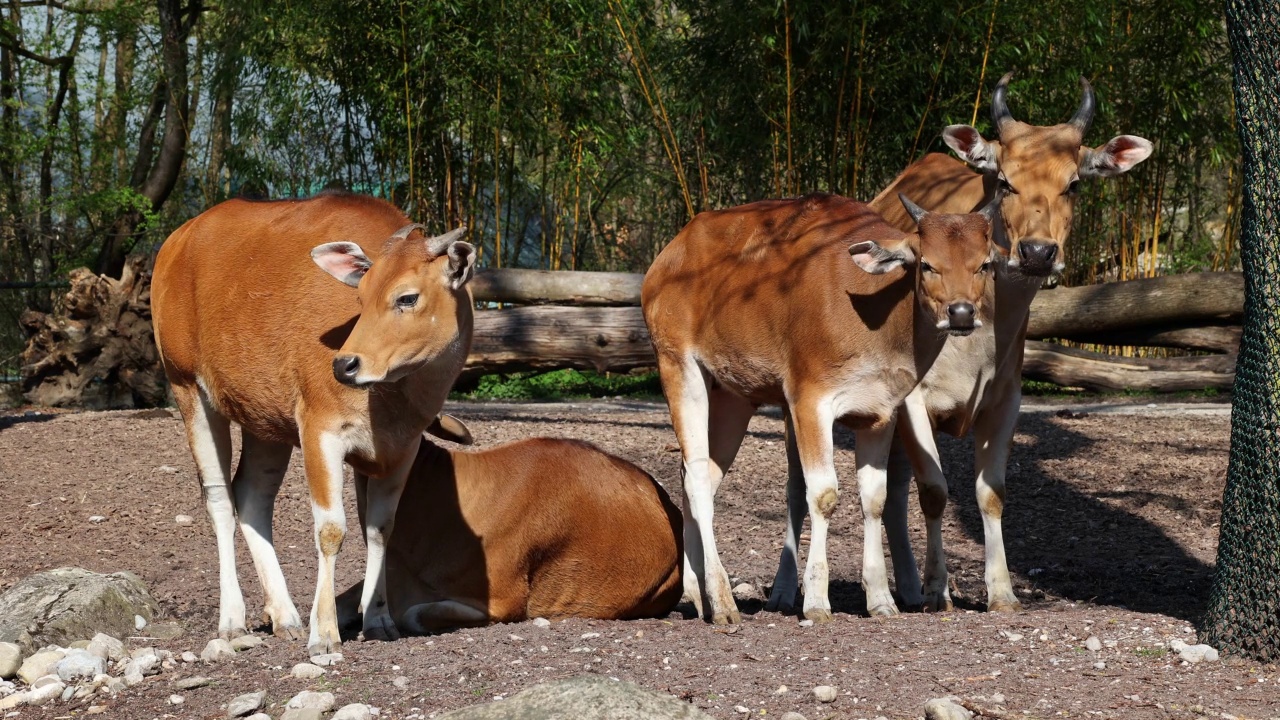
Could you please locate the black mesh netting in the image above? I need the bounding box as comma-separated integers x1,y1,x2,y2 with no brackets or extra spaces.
1202,0,1280,662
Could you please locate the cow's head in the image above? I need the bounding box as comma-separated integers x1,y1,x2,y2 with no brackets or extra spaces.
850,194,1006,336
941,73,1152,276
311,223,475,386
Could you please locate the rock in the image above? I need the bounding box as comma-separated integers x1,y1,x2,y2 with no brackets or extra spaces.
174,676,212,690
0,691,26,710
181,651,198,663
17,649,65,685
812,685,837,703
531,617,552,629
123,662,144,686
780,714,807,720
32,673,62,690
170,693,185,704
0,568,159,655
282,710,325,720
731,583,757,601
69,640,91,649
1085,635,1103,652
201,638,236,662
104,676,126,693
0,679,13,696
292,662,326,680
392,676,409,688
0,642,19,680
287,690,336,711
333,703,375,720
309,652,343,667
175,515,195,526
25,678,66,705
226,690,266,717
87,633,126,662
924,697,974,720
134,614,147,630
734,706,749,714
55,649,106,683
244,715,272,720
773,685,788,695
87,704,108,714
798,619,814,628
436,675,713,719
230,635,263,651
128,650,161,676
1093,661,1106,669
1176,643,1220,663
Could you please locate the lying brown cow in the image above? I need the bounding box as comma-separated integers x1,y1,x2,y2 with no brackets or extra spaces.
340,424,683,633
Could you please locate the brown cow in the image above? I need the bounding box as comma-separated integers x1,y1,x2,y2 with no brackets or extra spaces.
801,73,1152,615
642,192,1004,624
152,192,475,654
338,430,683,631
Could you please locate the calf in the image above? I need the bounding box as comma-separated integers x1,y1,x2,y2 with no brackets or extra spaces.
151,192,475,654
642,192,1003,623
339,433,683,631
858,74,1153,613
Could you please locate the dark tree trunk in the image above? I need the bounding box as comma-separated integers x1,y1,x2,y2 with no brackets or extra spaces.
1202,0,1280,662
94,0,199,278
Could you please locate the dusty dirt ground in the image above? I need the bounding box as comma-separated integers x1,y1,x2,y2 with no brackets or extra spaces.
0,400,1275,720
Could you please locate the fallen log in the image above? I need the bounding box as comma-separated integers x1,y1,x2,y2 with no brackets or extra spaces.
471,269,642,306
1050,323,1241,354
467,306,654,375
1025,272,1242,337
1021,340,1235,392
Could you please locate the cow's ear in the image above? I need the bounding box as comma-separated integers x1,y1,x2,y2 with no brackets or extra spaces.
943,125,1000,173
426,413,473,445
1080,135,1153,178
849,238,917,275
311,242,372,287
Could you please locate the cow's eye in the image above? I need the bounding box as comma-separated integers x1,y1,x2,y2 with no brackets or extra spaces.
1064,178,1081,196
978,261,992,274
920,260,937,274
396,293,420,309
998,176,1019,195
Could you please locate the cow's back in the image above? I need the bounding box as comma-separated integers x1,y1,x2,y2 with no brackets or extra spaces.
642,193,913,405
870,153,990,230
152,194,412,443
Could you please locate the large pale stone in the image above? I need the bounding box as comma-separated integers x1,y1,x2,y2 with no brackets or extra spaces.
437,675,712,719
0,643,20,680
17,650,65,685
0,569,159,655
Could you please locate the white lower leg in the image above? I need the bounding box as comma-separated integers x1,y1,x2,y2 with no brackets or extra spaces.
974,390,1021,612
358,454,413,641
856,426,897,616
233,438,302,636
791,405,839,622
306,432,348,654
186,395,244,639
684,457,737,623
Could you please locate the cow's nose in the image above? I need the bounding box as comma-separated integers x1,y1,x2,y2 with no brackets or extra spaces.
333,355,361,385
947,302,975,329
1017,241,1058,271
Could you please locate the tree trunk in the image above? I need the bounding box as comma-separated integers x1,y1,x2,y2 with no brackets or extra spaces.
204,10,243,205
94,0,198,278
1202,0,1280,662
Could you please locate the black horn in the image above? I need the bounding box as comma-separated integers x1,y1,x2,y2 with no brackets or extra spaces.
1068,77,1095,135
978,188,1004,223
390,223,428,241
898,193,929,225
990,72,1015,136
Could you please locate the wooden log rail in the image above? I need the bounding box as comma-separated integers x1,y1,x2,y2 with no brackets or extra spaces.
465,269,1243,392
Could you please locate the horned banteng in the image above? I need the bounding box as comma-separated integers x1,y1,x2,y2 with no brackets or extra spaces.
152,192,475,654
337,430,684,632
802,73,1152,615
642,192,1004,623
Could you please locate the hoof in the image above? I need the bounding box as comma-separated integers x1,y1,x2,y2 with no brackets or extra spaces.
987,598,1022,613
219,625,248,641
710,608,741,625
765,588,799,615
923,593,954,613
867,603,900,617
803,607,833,624
274,623,306,641
307,637,342,657
362,614,401,642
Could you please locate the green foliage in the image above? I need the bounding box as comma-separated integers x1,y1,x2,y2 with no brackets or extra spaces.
454,369,663,401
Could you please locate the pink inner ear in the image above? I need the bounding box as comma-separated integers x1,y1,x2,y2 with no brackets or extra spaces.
1105,136,1153,170
944,126,983,154
315,252,361,277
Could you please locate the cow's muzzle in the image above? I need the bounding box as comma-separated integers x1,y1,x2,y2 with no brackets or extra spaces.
945,301,978,336
333,355,363,386
1013,241,1060,276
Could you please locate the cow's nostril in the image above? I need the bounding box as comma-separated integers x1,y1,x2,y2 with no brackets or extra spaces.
333,355,361,384
948,302,975,325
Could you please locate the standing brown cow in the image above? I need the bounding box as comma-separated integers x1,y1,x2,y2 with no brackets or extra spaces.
152,192,474,654
643,192,1004,623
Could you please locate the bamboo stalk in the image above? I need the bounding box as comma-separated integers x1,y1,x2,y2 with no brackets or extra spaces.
398,0,414,204
783,0,794,196
970,0,999,126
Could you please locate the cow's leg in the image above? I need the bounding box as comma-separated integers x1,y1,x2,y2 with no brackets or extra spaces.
789,399,841,623
766,410,807,614
855,421,898,617
882,433,925,609
301,426,349,655
897,393,952,611
357,448,415,642
172,383,244,639
973,386,1022,613
400,600,490,634
658,352,738,624
232,432,304,639
707,387,754,495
